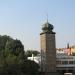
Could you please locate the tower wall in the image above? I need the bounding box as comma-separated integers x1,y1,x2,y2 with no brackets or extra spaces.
40,32,56,72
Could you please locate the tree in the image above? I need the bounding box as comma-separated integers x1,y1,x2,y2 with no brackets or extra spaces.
0,35,25,75
0,35,13,51
20,60,39,75
26,50,40,57
72,53,75,56
5,39,25,59
0,35,39,75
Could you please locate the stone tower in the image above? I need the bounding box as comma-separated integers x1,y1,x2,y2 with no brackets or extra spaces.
40,21,56,73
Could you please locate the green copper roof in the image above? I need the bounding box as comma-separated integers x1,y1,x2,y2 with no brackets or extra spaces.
42,22,54,32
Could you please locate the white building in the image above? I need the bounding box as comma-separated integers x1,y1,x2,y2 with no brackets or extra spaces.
27,54,41,64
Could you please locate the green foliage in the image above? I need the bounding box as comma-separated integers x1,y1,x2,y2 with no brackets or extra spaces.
26,50,40,57
18,60,39,75
0,35,39,75
5,39,25,59
72,53,75,56
0,35,13,50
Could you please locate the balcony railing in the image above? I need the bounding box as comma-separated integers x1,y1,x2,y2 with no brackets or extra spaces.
56,64,75,67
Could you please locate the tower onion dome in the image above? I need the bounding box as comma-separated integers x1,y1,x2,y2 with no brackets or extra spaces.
42,22,54,32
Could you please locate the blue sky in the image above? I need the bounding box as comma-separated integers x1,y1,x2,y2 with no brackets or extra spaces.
0,0,75,51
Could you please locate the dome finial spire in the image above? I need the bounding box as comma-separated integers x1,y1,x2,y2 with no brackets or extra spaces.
46,14,48,23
